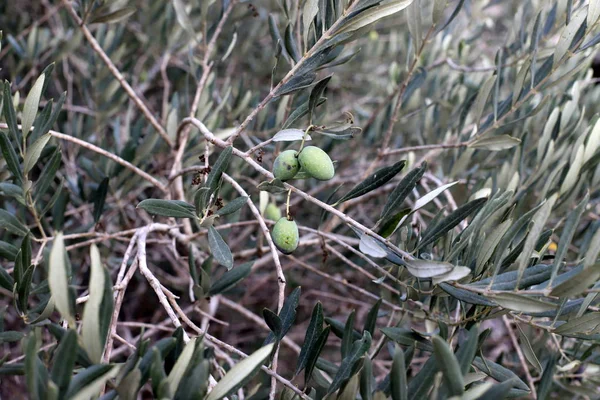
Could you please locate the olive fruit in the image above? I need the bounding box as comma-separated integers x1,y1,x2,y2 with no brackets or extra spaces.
273,150,300,181
298,146,334,181
272,217,299,254
264,203,282,221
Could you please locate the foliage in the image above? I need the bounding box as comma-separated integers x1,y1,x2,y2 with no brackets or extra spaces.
2,0,600,399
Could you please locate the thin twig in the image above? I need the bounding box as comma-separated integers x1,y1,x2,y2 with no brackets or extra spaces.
60,0,173,147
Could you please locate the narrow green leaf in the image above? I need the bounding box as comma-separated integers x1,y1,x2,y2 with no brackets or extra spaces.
380,162,426,222
66,365,119,400
327,331,372,395
487,293,556,313
407,355,437,399
554,6,587,66
335,160,406,205
3,81,21,151
93,178,109,223
305,326,330,384
296,302,323,375
167,337,198,394
418,198,486,250
404,259,454,278
265,287,301,343
551,263,600,298
335,1,413,34
50,329,78,396
554,312,600,335
391,345,407,400
341,310,357,359
537,354,557,399
515,324,542,372
81,244,108,363
208,226,233,270
206,343,275,400
208,261,252,296
89,6,136,24
206,146,233,195
308,76,331,123
380,327,434,352
516,194,558,284
432,336,464,396
137,199,197,219
0,209,29,236
23,133,51,174
550,193,589,283
34,147,61,203
359,356,373,400
22,74,45,138
216,196,248,216
0,130,23,184
263,308,283,337
455,325,479,375
468,135,521,151
363,298,382,336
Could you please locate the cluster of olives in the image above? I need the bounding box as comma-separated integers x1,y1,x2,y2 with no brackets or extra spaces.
268,145,335,254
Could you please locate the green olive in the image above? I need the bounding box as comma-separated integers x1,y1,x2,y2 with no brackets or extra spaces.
264,203,282,221
273,150,300,181
298,146,334,181
272,217,299,254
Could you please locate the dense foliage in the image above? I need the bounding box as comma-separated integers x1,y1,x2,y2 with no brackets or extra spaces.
2,0,600,399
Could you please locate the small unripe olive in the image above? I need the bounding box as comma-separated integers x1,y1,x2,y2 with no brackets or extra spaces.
264,203,282,221
273,150,300,181
298,146,334,181
272,217,299,254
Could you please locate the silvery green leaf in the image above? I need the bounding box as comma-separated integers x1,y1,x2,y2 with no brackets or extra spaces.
23,133,51,174
303,0,319,49
468,135,521,151
272,128,311,142
206,343,275,400
405,259,453,278
584,116,600,163
48,232,74,327
167,337,197,394
406,0,422,50
560,144,584,194
554,6,587,67
21,73,45,138
81,244,108,363
359,234,388,258
432,266,470,285
486,293,557,313
335,0,413,34
472,75,495,128
413,181,457,211
584,227,600,268
551,263,600,298
554,312,600,335
67,365,120,400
